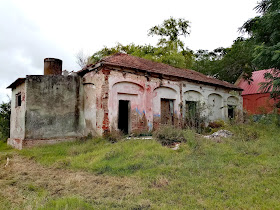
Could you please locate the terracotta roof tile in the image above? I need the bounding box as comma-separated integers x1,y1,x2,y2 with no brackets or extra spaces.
81,53,242,90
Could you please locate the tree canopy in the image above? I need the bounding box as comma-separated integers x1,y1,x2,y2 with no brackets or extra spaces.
90,17,194,69
240,0,280,69
88,8,279,88
0,100,11,140
240,0,280,105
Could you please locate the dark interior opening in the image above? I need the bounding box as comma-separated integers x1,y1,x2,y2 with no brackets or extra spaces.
118,100,130,134
186,101,197,118
185,101,198,127
228,105,235,119
161,99,174,125
16,93,21,107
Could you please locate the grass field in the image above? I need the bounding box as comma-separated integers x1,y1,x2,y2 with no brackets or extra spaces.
1,122,280,209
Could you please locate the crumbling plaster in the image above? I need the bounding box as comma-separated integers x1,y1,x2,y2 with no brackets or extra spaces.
24,75,85,140
8,82,26,149
90,67,243,134
8,75,86,149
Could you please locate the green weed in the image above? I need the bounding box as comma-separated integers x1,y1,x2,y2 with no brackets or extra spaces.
12,123,280,209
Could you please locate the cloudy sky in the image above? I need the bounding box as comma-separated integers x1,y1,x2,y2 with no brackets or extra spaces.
1,0,258,102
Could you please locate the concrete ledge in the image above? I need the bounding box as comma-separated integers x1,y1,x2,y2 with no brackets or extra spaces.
7,137,80,150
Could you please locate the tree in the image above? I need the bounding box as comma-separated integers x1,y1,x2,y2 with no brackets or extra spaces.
218,38,256,83
148,17,190,48
240,0,280,69
75,50,91,68
148,17,193,68
192,38,256,83
260,69,280,107
90,17,194,69
241,0,280,103
0,100,11,141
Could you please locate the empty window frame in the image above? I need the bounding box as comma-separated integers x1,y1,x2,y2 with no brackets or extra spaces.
16,92,22,107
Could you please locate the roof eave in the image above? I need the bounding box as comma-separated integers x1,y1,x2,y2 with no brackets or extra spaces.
102,62,242,91
7,78,26,89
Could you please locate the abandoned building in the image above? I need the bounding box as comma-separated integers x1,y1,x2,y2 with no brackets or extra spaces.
7,53,243,149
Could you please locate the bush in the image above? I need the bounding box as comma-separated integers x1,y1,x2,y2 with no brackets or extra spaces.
234,126,259,142
153,125,187,145
104,129,124,143
253,114,280,127
208,120,225,129
0,101,11,141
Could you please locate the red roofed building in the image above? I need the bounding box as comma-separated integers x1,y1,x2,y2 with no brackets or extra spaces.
7,53,243,149
236,69,278,114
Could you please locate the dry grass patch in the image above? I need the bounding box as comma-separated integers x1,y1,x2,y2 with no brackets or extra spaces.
0,154,143,209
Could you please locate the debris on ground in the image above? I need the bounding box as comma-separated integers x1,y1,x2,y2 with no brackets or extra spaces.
171,143,180,150
4,157,10,168
126,136,153,140
204,130,234,140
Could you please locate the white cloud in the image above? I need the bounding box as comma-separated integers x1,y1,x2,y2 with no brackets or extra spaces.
0,0,258,102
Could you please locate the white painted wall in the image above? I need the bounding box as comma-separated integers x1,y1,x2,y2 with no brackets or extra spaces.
108,80,145,131
208,93,223,121
153,86,180,118
10,82,26,139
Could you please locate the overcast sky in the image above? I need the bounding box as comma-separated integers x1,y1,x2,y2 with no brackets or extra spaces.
0,0,258,102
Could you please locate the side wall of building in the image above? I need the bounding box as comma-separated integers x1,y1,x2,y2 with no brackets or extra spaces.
24,75,85,141
8,82,26,149
243,93,278,114
82,70,106,136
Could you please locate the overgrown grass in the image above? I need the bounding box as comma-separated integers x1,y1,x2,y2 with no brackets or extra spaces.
2,123,280,208
0,140,12,151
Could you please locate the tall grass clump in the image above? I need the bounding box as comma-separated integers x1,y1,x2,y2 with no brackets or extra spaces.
153,125,187,145
104,129,124,143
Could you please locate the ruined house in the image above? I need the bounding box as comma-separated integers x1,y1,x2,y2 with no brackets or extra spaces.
7,53,243,149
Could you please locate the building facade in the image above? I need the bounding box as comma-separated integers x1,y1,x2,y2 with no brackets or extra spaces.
7,53,243,149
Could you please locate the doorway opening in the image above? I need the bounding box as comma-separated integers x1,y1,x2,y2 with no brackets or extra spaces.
118,100,130,134
161,99,174,125
185,101,199,128
228,105,235,119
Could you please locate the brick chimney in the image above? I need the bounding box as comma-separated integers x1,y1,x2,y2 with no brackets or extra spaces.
44,58,62,75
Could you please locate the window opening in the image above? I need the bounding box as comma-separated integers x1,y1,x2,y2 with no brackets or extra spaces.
16,92,22,107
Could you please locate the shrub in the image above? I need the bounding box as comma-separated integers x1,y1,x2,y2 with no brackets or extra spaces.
0,100,11,141
183,102,208,134
254,114,280,127
208,120,225,129
104,129,124,143
234,126,259,142
153,125,187,145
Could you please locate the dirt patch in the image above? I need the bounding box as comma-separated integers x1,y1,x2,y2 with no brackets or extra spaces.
0,154,142,208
